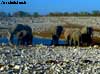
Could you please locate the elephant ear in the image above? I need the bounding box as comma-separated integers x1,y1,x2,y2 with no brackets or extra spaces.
16,30,27,39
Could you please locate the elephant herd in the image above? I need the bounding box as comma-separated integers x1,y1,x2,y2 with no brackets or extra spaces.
0,24,93,46
51,26,93,46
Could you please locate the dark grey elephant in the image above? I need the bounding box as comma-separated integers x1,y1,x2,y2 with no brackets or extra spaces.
10,24,33,46
51,26,63,46
80,26,93,46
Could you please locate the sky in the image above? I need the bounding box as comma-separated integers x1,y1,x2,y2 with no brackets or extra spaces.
0,0,100,14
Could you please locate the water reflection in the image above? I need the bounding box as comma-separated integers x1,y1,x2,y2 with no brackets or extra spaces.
0,37,65,46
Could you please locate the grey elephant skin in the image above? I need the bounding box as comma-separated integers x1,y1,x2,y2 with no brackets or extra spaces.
10,24,33,46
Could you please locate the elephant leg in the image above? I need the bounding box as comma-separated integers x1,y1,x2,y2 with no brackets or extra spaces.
51,35,59,46
88,37,92,46
74,41,78,46
75,40,80,46
66,39,70,46
19,39,23,45
68,40,70,46
79,37,82,46
70,39,73,46
73,40,76,46
64,35,70,46
65,40,68,46
77,41,80,46
73,40,78,46
78,41,80,46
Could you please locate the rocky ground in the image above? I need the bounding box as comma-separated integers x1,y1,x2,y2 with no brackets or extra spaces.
0,45,99,74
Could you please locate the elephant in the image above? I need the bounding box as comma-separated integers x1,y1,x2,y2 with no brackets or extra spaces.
80,26,93,46
51,25,93,46
64,28,74,46
64,26,93,46
64,28,81,46
10,24,33,46
51,26,63,46
55,26,63,38
70,29,81,46
71,27,93,46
